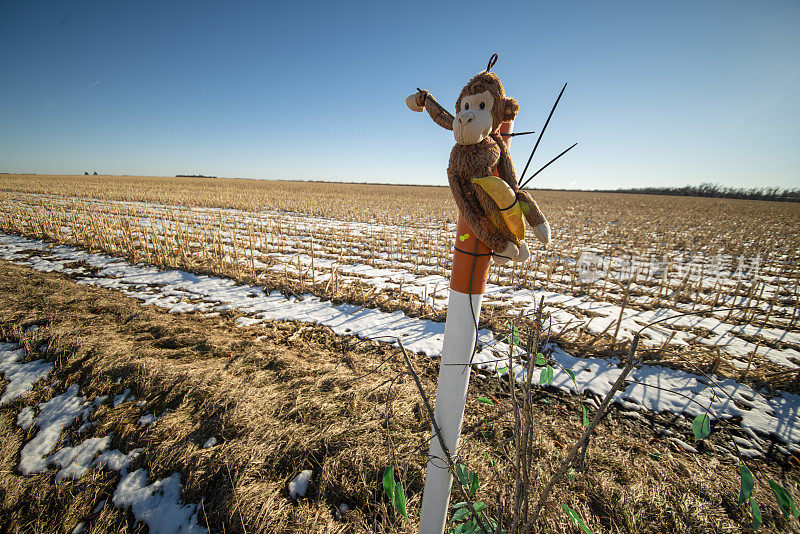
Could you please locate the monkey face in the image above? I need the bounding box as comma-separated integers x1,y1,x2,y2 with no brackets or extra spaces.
453,90,495,146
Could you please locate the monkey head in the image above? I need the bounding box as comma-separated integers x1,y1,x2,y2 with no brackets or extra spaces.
452,71,519,146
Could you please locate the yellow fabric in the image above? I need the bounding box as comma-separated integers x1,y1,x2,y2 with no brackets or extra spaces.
471,176,525,239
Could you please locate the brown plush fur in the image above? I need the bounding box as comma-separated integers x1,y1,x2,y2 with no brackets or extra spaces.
415,71,548,253
415,90,455,131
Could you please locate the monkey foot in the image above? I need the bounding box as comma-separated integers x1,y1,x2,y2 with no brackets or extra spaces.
492,242,518,265
517,240,530,262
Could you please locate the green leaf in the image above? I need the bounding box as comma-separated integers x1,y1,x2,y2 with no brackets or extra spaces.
394,480,408,520
539,365,554,385
536,353,546,366
582,406,589,428
768,479,799,520
469,471,479,497
452,501,469,510
382,466,395,504
503,325,520,346
561,504,593,534
738,465,754,505
565,368,578,389
452,507,470,522
692,414,711,442
750,497,762,530
456,464,470,486
477,396,494,405
496,366,508,375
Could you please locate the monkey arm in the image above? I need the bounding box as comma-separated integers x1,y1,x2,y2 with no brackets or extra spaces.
491,133,551,244
492,133,519,189
516,190,546,227
517,189,551,244
409,89,455,131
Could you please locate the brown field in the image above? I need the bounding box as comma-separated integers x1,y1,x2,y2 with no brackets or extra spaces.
2,174,799,386
1,262,796,533
2,174,798,259
1,174,799,533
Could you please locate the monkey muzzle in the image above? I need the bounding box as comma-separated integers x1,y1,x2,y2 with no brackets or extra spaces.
453,109,492,146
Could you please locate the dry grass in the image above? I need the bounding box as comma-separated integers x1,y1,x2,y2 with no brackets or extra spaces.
1,174,798,389
1,261,798,533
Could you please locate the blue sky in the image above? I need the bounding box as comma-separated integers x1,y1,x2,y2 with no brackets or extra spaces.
1,1,798,190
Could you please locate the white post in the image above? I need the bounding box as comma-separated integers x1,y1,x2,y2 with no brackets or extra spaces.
419,289,484,534
418,120,511,534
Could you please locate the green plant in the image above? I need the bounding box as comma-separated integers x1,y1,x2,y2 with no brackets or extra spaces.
447,464,502,534
561,504,593,533
382,465,408,521
694,420,798,530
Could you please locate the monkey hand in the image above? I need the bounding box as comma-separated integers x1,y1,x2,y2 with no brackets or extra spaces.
405,90,427,112
532,221,551,245
493,240,530,265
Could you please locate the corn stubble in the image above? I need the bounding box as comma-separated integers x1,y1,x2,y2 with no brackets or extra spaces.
1,174,798,384
1,175,799,532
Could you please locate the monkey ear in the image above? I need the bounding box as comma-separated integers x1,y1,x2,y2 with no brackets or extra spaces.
503,97,519,122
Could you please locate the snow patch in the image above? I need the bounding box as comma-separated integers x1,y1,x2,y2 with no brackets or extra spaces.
0,343,53,404
17,406,35,430
19,384,90,474
113,388,134,407
112,469,207,534
288,469,313,499
93,447,144,475
48,435,112,480
2,234,799,453
138,412,160,426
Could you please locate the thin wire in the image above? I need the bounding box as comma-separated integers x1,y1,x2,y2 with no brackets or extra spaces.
467,235,480,370
500,131,536,137
518,82,567,184
519,143,578,190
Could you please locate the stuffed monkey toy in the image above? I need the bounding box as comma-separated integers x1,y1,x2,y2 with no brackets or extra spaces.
406,57,551,265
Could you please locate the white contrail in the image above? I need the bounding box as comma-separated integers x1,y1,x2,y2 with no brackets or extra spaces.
49,80,101,107
69,80,101,98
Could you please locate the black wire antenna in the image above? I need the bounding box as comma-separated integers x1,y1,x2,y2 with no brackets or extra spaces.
501,130,536,137
519,143,577,190
517,82,577,190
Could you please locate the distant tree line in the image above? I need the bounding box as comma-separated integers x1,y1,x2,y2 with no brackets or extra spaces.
601,182,799,202
176,174,217,179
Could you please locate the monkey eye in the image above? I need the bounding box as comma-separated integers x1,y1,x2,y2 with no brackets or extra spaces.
464,103,469,110
479,102,485,110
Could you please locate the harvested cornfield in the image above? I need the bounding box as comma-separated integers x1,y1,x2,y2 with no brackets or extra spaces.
0,174,798,533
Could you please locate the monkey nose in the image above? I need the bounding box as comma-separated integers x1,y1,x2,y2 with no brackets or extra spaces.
458,111,475,124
